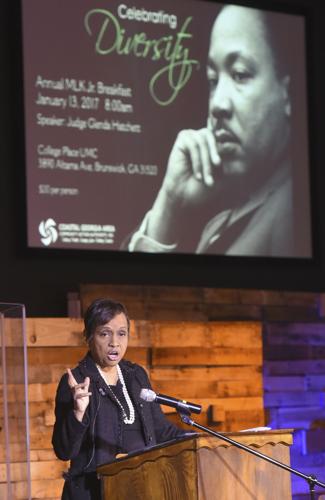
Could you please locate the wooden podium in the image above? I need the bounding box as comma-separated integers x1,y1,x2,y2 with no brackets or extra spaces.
97,430,293,500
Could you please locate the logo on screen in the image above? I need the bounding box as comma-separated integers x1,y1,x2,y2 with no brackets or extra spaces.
39,219,58,246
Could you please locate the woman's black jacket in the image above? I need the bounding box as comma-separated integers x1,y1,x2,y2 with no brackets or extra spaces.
52,353,186,499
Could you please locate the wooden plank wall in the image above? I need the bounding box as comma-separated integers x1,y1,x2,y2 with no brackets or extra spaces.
79,284,325,500
78,284,321,322
264,322,325,499
3,284,325,499
1,317,263,500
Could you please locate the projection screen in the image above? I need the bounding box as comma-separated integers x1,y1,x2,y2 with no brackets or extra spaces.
21,0,312,258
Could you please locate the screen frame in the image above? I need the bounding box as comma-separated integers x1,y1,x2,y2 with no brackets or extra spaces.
18,0,318,276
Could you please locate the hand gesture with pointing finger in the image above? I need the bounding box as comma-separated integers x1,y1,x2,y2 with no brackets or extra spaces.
67,368,92,422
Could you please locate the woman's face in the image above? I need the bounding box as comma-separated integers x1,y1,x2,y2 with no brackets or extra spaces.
89,312,129,369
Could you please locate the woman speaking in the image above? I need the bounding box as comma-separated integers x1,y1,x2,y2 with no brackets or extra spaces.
52,298,186,499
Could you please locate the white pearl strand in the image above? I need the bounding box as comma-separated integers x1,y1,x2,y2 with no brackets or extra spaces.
96,363,135,425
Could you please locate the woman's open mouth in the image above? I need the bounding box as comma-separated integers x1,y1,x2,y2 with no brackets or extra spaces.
107,350,119,361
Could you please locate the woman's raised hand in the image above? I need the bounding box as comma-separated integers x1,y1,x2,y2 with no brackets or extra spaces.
67,368,92,422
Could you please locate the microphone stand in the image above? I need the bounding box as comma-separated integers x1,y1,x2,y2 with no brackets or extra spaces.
178,411,325,500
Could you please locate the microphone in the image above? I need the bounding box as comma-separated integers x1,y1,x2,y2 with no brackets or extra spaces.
140,388,201,415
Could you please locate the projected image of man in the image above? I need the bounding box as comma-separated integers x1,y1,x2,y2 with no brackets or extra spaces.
129,5,298,256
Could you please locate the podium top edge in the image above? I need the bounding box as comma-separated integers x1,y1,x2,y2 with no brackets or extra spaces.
97,429,293,476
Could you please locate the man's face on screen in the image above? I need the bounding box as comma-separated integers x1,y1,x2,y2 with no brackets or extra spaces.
207,6,291,183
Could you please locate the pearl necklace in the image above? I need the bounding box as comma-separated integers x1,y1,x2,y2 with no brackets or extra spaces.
96,363,135,425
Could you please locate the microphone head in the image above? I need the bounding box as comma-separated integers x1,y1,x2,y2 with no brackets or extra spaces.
140,388,156,402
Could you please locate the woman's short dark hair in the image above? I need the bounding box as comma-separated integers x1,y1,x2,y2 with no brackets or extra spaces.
84,298,130,341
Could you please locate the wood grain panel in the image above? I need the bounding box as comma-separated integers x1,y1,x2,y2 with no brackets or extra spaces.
152,347,262,366
26,318,149,347
151,379,262,399
146,321,261,347
28,346,148,367
150,365,262,381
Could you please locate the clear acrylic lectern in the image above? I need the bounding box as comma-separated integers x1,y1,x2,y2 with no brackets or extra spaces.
0,303,31,500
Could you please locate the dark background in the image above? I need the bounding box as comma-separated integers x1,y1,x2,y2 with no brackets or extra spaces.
1,0,324,316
